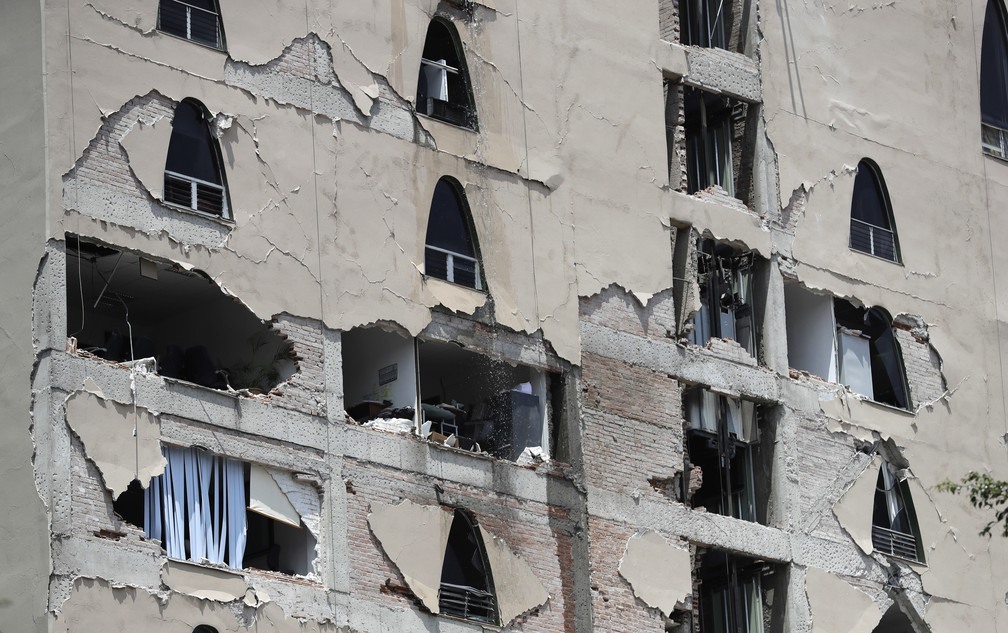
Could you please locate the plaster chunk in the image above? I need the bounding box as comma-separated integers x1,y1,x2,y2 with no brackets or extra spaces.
64,389,164,498
160,560,248,602
804,568,883,633
478,525,550,625
421,277,488,315
833,455,882,555
119,113,172,201
367,499,454,613
617,531,692,616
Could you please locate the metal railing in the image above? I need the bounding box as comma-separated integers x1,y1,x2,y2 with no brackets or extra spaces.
849,218,897,262
417,58,474,128
438,583,496,623
158,0,223,49
872,525,921,562
982,122,1008,159
164,170,228,218
425,244,481,290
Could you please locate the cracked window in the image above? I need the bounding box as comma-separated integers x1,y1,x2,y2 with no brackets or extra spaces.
872,463,925,563
66,236,292,392
682,388,769,524
417,17,477,129
425,177,484,290
115,446,318,575
982,0,1008,157
849,159,900,263
439,509,498,624
164,100,230,219
158,0,225,49
689,238,758,359
834,300,911,410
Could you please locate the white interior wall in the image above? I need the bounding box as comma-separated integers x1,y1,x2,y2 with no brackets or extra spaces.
784,284,838,382
341,327,418,410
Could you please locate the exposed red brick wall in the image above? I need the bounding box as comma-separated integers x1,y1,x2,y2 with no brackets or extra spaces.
587,516,665,632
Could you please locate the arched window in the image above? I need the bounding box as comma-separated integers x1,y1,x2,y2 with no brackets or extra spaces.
834,301,911,410
164,100,229,219
193,627,219,633
158,0,225,50
849,159,900,263
439,510,497,624
872,463,924,563
981,0,1008,156
424,178,483,290
416,18,477,129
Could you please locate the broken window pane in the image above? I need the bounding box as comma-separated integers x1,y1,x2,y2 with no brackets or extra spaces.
417,18,477,129
683,388,765,523
872,464,925,563
65,236,291,392
849,160,900,263
833,300,911,409
424,177,483,291
689,238,758,359
439,509,498,624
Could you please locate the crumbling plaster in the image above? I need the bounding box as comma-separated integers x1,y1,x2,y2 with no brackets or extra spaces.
616,531,692,617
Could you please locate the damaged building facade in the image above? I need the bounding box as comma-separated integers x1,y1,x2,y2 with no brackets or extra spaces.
2,0,1007,631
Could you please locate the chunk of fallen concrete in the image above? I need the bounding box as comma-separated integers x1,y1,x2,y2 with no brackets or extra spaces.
617,531,692,616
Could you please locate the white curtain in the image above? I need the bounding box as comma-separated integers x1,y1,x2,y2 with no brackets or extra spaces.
145,446,247,569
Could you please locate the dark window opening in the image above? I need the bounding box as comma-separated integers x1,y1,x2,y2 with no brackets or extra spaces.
695,549,779,633
116,447,317,575
341,326,559,462
683,388,767,523
684,88,739,196
871,604,917,633
416,18,477,129
193,627,220,633
680,0,728,48
689,238,759,360
164,100,229,218
66,236,292,392
439,509,498,624
424,177,484,291
834,300,911,410
158,0,225,49
872,464,925,563
849,159,900,263
982,0,1008,156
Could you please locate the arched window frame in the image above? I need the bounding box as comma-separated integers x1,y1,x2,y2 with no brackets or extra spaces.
163,99,231,220
981,0,1008,157
871,462,925,564
834,301,912,411
848,159,901,264
424,177,485,291
157,0,226,50
416,16,478,130
439,509,498,624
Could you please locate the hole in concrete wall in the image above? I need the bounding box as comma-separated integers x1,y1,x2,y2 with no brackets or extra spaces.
341,325,561,462
678,0,749,53
693,548,784,633
682,387,770,524
676,87,754,205
66,235,293,392
123,446,317,575
439,509,498,624
689,238,760,360
871,603,916,633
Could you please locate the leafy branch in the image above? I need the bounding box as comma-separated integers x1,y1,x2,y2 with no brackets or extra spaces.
937,472,1008,537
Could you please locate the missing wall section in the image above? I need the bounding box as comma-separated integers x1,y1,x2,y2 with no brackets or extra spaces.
688,238,760,361
692,548,785,633
341,324,562,462
65,235,293,393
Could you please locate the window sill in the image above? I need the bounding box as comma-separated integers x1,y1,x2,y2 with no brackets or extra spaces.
982,147,1008,163
417,111,478,134
847,247,903,266
156,29,228,54
162,201,235,226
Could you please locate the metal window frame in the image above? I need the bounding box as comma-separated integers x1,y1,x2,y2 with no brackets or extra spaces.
425,244,482,290
157,0,225,50
164,169,229,219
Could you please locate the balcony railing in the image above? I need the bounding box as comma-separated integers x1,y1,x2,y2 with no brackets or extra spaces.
872,524,921,562
425,245,481,290
850,218,897,262
438,582,496,623
164,170,228,218
158,0,223,49
983,122,1008,160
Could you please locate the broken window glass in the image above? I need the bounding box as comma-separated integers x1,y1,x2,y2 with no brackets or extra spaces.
680,0,728,49
982,0,1008,157
690,238,758,359
158,0,225,49
417,18,477,129
439,509,498,624
696,550,772,633
684,87,739,196
164,100,229,218
136,446,317,574
833,300,911,409
425,178,483,290
65,236,292,392
872,464,925,563
849,159,900,263
683,388,763,523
